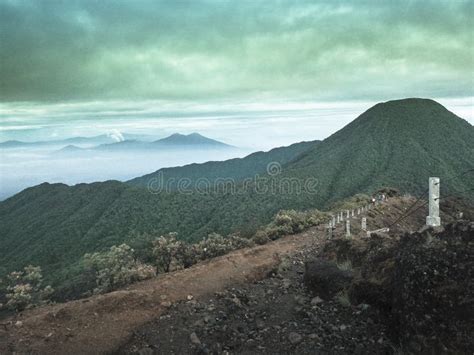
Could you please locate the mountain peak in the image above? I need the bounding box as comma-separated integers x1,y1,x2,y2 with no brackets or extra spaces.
369,98,446,113
344,97,468,132
153,133,231,147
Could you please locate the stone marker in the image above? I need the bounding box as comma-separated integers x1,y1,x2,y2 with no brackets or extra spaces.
361,217,367,231
345,219,351,237
426,177,441,227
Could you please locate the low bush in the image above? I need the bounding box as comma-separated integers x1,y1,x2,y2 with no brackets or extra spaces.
0,265,53,311
329,194,371,212
83,244,156,294
253,230,271,245
253,209,329,242
196,233,235,259
152,233,197,272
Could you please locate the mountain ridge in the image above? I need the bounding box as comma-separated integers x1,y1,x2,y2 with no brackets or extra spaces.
128,140,317,189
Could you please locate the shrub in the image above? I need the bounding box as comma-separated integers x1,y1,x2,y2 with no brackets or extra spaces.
276,209,328,233
227,234,255,249
255,209,329,242
263,225,293,240
83,244,156,294
196,233,235,260
253,230,271,245
152,233,196,272
1,265,53,311
337,260,353,272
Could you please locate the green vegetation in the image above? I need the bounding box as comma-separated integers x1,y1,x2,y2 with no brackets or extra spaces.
1,99,473,300
83,244,156,294
0,266,53,311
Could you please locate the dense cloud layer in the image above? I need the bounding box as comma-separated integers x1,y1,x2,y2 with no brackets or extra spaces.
1,0,473,102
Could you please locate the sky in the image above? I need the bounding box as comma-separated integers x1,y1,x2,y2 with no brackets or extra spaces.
0,0,473,147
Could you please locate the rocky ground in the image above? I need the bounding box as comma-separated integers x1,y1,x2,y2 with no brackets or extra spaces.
119,244,393,355
120,200,474,355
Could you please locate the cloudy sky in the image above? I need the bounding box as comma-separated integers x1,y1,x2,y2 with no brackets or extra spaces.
0,0,473,146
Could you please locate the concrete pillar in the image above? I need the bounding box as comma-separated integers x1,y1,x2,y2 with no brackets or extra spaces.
426,177,441,227
357,208,360,215
336,214,340,223
351,210,355,217
327,223,333,238
345,219,351,237
332,215,336,226
361,217,367,231
346,210,350,219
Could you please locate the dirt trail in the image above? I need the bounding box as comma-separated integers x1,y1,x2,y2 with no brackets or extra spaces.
0,227,323,354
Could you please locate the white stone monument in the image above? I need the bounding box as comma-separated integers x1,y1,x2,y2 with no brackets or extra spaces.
426,177,441,227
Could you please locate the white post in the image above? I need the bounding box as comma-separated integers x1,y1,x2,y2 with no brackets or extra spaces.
426,177,441,227
357,208,360,215
351,210,355,217
346,210,350,219
332,215,336,226
327,222,333,238
336,214,340,223
361,217,367,231
345,219,351,237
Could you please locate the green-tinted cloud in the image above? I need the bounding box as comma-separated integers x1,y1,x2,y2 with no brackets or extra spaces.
1,0,473,102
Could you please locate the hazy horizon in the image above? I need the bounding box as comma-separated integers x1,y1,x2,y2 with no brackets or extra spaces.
1,97,473,149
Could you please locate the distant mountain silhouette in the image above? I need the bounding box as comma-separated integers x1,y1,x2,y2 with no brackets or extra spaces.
152,133,231,147
94,133,232,151
0,133,153,149
55,145,84,154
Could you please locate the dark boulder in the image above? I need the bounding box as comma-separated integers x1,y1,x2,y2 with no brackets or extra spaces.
303,259,353,300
